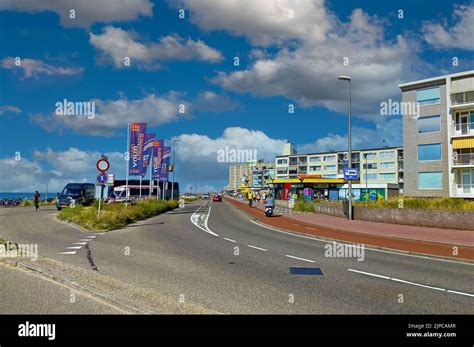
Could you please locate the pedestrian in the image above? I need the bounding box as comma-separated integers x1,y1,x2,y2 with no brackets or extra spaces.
248,191,253,207
33,191,40,211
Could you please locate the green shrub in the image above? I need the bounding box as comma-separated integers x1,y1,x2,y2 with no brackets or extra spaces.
293,199,316,212
58,199,179,231
355,197,474,210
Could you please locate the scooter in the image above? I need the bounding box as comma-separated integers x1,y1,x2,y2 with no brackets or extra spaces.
265,206,273,217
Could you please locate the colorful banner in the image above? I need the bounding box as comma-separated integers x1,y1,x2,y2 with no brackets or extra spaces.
152,140,164,180
128,123,147,176
159,146,171,181
140,133,156,178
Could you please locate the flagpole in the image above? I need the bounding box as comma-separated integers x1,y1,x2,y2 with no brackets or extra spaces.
149,159,152,198
139,177,142,200
125,123,130,207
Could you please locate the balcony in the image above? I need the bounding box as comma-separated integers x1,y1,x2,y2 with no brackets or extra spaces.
452,153,474,166
452,184,474,198
452,122,474,137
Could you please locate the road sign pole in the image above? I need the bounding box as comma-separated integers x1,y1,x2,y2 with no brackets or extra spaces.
97,185,103,220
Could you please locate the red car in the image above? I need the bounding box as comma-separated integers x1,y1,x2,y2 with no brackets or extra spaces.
213,194,222,202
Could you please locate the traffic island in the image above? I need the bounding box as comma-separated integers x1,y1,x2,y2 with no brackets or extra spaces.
224,197,474,261
57,199,179,231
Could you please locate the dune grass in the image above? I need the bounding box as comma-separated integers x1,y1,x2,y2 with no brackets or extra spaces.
180,196,200,202
354,196,474,210
58,199,179,231
19,199,57,207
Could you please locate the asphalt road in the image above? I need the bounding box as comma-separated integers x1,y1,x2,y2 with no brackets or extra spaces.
0,201,473,314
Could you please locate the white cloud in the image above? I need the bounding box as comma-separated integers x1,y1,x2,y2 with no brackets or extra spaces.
423,3,474,51
172,0,332,46
193,91,240,113
1,57,83,78
172,1,425,120
0,157,59,192
89,26,223,70
0,0,153,28
298,118,403,153
32,92,191,136
0,105,21,115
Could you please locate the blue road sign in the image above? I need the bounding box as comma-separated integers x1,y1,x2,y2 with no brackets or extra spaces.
97,173,108,185
344,168,359,180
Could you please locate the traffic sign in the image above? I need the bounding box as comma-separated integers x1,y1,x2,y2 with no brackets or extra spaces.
96,159,110,173
344,168,359,180
97,173,108,185
107,174,115,186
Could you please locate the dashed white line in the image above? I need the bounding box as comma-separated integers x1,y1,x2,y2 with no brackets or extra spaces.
58,251,77,255
79,239,92,242
65,246,82,250
73,242,87,245
348,268,474,298
224,238,236,243
285,254,315,263
248,245,267,252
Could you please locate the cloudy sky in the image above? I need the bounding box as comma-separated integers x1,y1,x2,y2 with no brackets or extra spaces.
0,0,473,192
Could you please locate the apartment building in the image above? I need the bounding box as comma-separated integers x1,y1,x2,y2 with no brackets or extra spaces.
228,160,274,190
275,143,404,192
399,70,474,198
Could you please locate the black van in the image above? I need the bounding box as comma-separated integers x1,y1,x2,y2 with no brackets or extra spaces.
56,183,95,210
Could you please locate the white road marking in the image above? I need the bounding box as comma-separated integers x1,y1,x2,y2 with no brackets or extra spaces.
224,238,236,243
58,251,76,255
249,219,473,266
85,235,96,238
73,242,87,245
190,203,219,237
65,246,82,250
348,268,474,298
248,245,267,252
285,254,315,263
79,239,92,242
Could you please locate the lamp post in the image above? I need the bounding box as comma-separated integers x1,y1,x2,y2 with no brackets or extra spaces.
338,75,352,220
171,139,179,200
194,168,197,196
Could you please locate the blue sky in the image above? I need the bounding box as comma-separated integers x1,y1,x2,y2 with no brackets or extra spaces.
1,0,473,192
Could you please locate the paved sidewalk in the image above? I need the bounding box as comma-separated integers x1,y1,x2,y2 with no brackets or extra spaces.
226,198,474,260
251,201,474,247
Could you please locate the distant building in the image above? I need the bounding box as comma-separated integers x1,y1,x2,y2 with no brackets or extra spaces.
399,70,474,198
227,160,275,191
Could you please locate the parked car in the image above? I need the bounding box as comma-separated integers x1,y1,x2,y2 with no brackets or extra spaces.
212,194,222,202
56,183,95,210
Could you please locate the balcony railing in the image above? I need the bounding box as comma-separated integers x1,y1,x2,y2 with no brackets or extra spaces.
452,153,474,166
452,122,474,136
453,184,474,196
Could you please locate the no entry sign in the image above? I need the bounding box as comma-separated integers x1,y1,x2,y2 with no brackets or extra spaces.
96,159,110,173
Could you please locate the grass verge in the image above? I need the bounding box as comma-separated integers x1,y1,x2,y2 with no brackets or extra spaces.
58,199,179,231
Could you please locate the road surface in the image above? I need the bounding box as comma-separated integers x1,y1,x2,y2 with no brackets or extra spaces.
0,201,472,314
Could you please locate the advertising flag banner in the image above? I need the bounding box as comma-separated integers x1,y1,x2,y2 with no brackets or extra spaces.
128,123,147,176
152,140,164,180
141,133,156,178
159,146,171,181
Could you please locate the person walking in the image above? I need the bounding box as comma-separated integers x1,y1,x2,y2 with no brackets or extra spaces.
247,191,253,207
33,191,41,211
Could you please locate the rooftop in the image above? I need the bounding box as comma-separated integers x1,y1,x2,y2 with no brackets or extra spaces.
398,70,474,89
275,146,402,158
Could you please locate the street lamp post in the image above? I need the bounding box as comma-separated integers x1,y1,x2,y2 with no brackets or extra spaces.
171,139,179,200
338,75,353,220
194,168,197,196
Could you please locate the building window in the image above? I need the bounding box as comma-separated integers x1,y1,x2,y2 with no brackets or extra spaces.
363,163,378,169
380,162,396,169
308,156,321,162
380,173,396,180
418,115,440,133
323,155,336,161
309,165,321,171
419,172,443,189
417,86,440,106
364,152,376,159
362,173,377,180
379,151,395,158
277,158,288,165
418,143,441,161
324,165,336,171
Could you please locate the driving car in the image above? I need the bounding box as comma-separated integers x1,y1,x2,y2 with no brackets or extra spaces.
202,193,210,199
56,183,95,210
212,194,222,202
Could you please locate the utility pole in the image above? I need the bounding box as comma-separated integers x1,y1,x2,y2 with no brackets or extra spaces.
338,75,353,220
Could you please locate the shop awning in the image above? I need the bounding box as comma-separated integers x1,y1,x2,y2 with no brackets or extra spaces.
270,178,347,184
452,137,474,149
